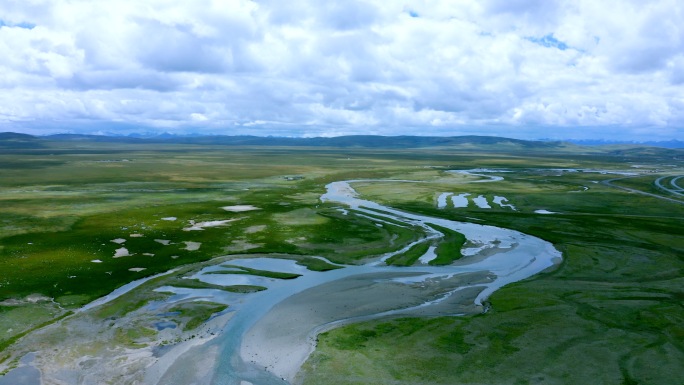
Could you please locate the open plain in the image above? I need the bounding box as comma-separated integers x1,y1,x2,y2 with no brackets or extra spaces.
1,134,683,385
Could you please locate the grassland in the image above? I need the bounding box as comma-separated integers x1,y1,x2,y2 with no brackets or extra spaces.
300,162,684,385
1,136,683,384
0,140,434,349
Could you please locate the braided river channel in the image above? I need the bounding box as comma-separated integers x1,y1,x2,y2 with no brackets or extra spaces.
153,180,562,385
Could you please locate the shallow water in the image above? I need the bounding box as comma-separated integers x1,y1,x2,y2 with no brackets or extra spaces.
472,195,492,208
418,245,438,264
437,192,453,208
493,196,516,210
225,258,310,275
0,353,40,385
452,193,470,208
154,321,177,331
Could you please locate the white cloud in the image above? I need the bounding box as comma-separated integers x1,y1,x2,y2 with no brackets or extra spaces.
0,0,682,140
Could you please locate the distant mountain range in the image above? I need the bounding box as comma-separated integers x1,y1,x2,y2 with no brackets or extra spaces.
1,132,682,151
564,139,684,149
1,132,565,149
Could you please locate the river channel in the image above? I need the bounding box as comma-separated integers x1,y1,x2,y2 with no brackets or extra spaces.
149,180,562,385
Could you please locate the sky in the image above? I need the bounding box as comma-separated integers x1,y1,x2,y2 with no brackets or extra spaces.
0,0,683,140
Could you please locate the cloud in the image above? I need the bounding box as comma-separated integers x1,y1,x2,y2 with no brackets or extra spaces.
0,0,682,140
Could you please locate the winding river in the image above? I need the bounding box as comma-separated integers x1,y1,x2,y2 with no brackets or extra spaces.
149,180,562,385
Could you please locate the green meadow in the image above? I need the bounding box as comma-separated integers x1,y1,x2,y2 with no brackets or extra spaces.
1,136,683,384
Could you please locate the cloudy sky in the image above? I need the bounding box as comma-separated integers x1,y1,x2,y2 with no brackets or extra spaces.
0,0,682,140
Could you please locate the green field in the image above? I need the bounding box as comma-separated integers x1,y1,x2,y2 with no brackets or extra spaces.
1,135,683,384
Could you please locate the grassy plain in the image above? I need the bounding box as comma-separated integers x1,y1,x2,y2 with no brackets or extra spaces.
301,157,684,385
1,136,683,384
0,140,433,350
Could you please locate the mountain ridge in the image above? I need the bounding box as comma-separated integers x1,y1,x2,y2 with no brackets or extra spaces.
0,132,571,149
1,132,682,152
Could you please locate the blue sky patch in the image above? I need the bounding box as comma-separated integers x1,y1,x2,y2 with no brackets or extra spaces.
526,34,568,50
0,20,36,29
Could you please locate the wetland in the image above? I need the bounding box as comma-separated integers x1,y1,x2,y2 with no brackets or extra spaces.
1,135,683,384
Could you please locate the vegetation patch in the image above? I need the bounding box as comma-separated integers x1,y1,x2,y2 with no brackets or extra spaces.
216,265,302,280
223,285,267,293
385,242,431,266
427,223,466,265
295,257,344,271
168,301,229,331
